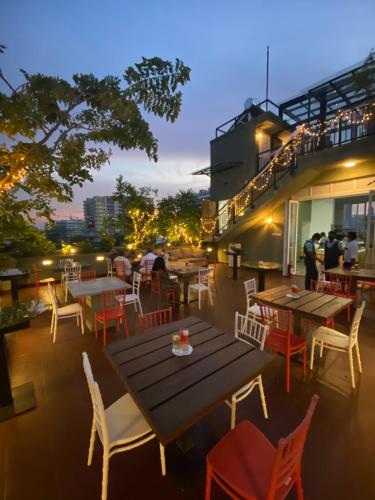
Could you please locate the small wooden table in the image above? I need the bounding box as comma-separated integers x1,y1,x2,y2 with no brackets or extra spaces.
251,285,352,334
0,269,29,300
105,316,273,446
68,277,131,332
242,261,281,291
325,267,375,294
168,266,201,304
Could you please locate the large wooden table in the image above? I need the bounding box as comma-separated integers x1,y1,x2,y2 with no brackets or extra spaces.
68,277,131,332
325,267,375,294
251,285,353,334
242,261,282,291
168,265,201,304
105,316,273,446
0,269,29,300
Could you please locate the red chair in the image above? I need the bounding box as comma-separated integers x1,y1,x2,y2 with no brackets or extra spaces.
113,261,130,282
139,307,172,332
95,289,129,347
330,273,357,321
260,305,306,393
33,267,56,299
151,271,176,305
205,395,319,500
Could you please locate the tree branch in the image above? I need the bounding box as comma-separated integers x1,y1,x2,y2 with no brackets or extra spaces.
0,68,18,94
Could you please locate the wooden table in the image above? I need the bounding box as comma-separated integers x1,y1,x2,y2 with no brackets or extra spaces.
241,261,281,291
68,277,131,332
325,267,375,294
168,266,201,304
251,285,352,334
105,316,273,446
0,269,29,300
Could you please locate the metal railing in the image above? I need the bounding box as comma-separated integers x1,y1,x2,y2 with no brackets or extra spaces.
203,100,375,239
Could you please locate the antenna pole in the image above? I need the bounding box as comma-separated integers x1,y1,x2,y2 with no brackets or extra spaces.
266,45,269,110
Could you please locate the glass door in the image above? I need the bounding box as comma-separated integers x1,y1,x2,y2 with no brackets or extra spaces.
283,200,299,276
365,190,375,266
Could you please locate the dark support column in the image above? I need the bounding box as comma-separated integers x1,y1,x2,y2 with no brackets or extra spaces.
318,96,327,150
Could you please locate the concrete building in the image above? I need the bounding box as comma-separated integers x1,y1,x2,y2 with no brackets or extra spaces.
46,219,86,242
83,196,124,239
197,57,375,273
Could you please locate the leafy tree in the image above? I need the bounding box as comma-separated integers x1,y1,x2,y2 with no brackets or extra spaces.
353,49,375,94
98,231,115,252
7,225,56,257
76,239,96,254
0,48,190,230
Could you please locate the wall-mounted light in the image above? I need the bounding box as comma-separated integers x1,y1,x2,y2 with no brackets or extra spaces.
207,247,213,253
42,260,53,266
343,160,356,168
96,256,105,261
137,253,142,259
265,216,273,224
127,243,133,250
256,131,263,141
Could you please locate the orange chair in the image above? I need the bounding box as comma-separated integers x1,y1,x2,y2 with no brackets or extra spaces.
330,273,357,321
95,289,129,347
260,305,306,393
151,271,176,305
205,395,319,500
113,261,130,282
139,307,172,332
33,267,57,299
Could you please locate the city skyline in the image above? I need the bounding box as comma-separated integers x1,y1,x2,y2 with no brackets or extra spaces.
1,0,374,221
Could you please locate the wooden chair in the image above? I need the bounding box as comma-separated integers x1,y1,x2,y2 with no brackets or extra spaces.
33,266,56,299
329,273,357,321
225,313,269,429
82,352,166,500
139,307,172,332
188,268,213,310
310,301,365,388
205,395,319,500
151,271,177,306
260,305,307,393
95,289,129,347
47,283,84,343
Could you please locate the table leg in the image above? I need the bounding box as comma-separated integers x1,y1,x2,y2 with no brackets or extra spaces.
0,334,13,406
258,269,266,292
232,255,238,280
10,278,19,301
182,277,190,304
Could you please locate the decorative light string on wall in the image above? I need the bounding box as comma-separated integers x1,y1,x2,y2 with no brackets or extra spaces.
201,101,375,236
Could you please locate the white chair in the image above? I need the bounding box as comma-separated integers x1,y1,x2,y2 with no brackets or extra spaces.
244,278,262,317
116,271,143,314
64,263,81,302
106,258,113,277
225,313,269,429
310,301,365,388
82,352,166,500
47,283,84,343
188,268,213,310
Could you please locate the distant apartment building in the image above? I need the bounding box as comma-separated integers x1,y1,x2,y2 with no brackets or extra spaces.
46,219,86,242
83,196,124,238
196,189,210,202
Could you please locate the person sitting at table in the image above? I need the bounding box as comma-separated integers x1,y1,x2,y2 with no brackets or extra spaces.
114,250,132,278
152,257,180,301
160,248,170,265
324,231,343,272
343,231,358,269
303,233,322,290
140,248,157,274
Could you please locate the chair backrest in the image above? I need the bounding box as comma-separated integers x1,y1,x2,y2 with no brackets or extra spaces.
82,352,109,446
64,264,81,282
330,273,352,295
114,260,126,278
310,279,336,294
244,279,257,308
143,259,154,274
133,271,141,296
234,312,269,350
349,300,366,346
80,270,96,281
47,283,58,313
267,395,319,500
139,307,172,331
208,262,217,278
260,305,292,344
151,270,161,294
198,268,211,285
106,257,113,272
101,288,126,312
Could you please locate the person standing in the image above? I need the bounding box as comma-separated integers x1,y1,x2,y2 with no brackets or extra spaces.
304,233,321,290
343,231,358,268
324,231,343,271
319,232,328,248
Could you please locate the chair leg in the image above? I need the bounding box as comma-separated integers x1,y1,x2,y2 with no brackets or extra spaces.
137,298,143,315
159,443,166,476
355,343,363,373
101,450,109,500
347,304,351,322
319,341,324,358
123,312,129,338
258,375,269,419
303,347,307,376
310,338,316,370
295,466,304,500
198,291,201,310
230,397,236,430
286,355,290,393
50,312,55,335
87,418,96,466
53,316,58,343
103,322,107,348
80,311,84,335
205,464,213,500
349,348,355,389
95,318,98,340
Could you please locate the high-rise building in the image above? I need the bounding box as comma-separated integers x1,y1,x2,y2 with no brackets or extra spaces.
46,219,86,242
83,196,124,238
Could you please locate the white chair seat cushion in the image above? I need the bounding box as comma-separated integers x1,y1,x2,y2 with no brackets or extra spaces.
189,283,209,292
105,393,152,444
246,303,261,317
57,303,82,316
125,293,139,303
313,326,349,349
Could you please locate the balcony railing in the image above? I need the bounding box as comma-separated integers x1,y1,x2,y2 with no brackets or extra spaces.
202,100,375,239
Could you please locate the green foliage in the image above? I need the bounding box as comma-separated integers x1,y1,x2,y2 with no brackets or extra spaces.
76,239,96,254
353,49,375,95
99,232,115,252
7,225,56,257
0,50,190,226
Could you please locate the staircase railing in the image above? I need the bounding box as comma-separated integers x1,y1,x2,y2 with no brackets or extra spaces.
202,100,375,239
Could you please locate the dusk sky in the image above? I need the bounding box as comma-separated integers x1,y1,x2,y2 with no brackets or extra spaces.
1,0,374,220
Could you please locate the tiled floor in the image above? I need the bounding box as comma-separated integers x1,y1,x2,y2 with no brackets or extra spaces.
1,265,375,500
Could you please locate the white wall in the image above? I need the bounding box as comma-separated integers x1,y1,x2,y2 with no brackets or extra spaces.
310,199,334,236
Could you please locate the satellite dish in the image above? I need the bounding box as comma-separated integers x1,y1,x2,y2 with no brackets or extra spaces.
244,97,259,110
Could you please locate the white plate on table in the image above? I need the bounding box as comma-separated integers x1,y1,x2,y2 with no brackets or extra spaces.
286,293,300,299
172,345,193,356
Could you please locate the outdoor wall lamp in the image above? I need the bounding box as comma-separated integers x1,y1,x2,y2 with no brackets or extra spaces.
42,260,53,266
96,256,105,261
207,247,213,253
265,216,273,224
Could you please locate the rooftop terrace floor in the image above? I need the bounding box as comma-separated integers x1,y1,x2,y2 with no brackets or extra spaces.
1,265,374,500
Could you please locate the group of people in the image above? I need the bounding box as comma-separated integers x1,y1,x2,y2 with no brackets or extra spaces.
303,230,358,290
